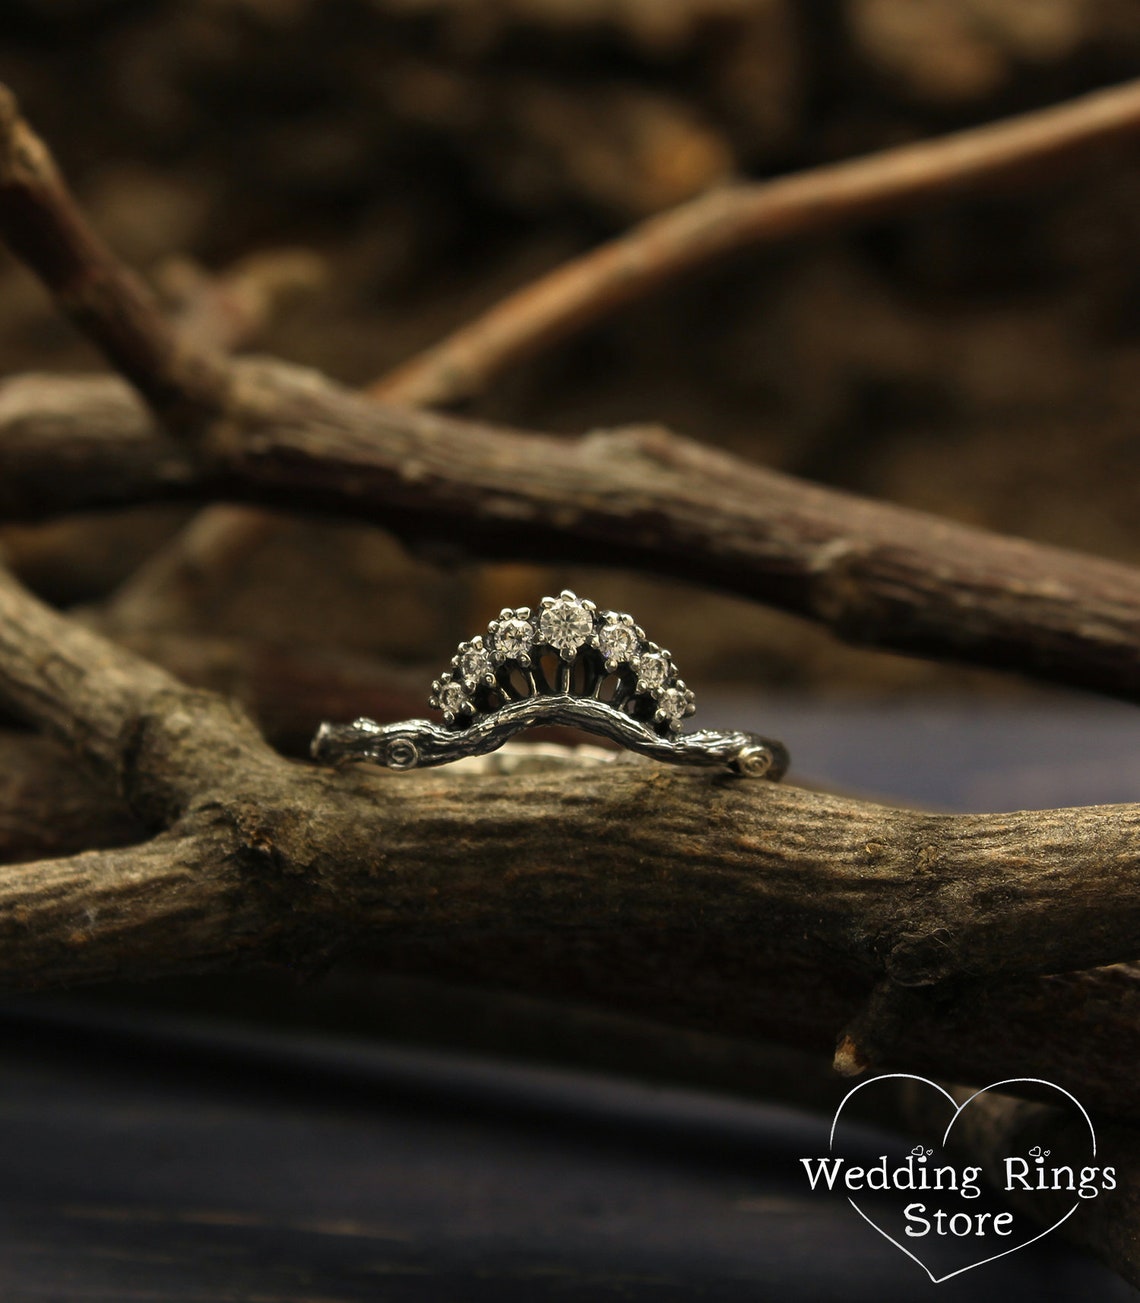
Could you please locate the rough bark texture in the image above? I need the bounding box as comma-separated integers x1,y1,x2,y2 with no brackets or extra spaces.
2,69,1140,1288
3,560,1140,996
0,731,144,863
7,367,1140,703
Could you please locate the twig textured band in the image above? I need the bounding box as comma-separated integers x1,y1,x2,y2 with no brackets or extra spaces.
313,590,789,778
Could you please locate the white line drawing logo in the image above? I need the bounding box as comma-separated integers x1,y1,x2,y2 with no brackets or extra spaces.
800,1073,1112,1284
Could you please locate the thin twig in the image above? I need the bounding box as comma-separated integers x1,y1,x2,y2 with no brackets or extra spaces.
371,78,1140,407
0,87,230,428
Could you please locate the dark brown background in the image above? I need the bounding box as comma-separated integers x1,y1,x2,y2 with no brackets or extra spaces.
6,0,1140,705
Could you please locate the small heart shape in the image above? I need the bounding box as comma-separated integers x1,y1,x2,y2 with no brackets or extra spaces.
828,1074,1096,1283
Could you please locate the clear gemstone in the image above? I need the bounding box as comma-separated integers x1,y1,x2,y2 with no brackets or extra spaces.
493,617,534,660
438,681,470,715
637,652,670,690
458,644,493,684
657,687,688,721
598,621,639,663
539,598,593,655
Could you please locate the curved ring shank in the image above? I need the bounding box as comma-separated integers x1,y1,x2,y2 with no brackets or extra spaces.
313,695,788,779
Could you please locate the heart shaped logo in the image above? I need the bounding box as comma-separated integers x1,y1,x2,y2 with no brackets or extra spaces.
818,1074,1099,1283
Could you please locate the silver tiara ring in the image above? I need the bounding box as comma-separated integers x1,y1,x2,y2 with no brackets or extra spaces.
311,590,789,780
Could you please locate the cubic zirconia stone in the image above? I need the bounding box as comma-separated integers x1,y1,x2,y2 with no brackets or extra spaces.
539,598,594,655
438,681,470,715
494,618,534,660
598,621,639,663
657,687,688,721
637,652,670,690
458,645,493,683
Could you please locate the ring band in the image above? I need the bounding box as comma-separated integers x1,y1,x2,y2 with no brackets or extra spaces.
312,590,789,779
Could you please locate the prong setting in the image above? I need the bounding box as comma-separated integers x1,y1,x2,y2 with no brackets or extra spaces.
317,593,787,779
428,590,705,741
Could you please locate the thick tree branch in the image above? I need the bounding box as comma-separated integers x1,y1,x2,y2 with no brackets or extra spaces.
0,731,143,862
372,78,1140,407
8,734,1140,1122
0,565,271,824
0,373,195,516
3,563,1140,995
0,827,289,987
6,368,1140,701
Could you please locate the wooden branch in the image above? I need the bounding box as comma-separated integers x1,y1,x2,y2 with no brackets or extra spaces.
0,829,282,988
372,78,1140,407
6,367,1140,702
157,248,325,354
4,84,1140,705
0,565,270,824
0,731,143,863
0,374,195,518
7,721,1140,1120
5,729,1140,1120
0,88,230,429
3,562,1140,993
3,567,1140,1124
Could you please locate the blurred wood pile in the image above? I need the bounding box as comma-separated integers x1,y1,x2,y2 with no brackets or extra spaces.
5,0,1140,731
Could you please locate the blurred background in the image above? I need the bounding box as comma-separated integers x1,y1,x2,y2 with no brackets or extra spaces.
3,2,1140,1298
8,0,1140,709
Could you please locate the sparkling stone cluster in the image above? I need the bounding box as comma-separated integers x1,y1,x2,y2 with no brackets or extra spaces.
429,589,697,732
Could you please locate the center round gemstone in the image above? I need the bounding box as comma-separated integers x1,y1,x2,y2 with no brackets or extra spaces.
539,599,593,655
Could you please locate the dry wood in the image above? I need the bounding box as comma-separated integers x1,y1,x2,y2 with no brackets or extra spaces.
4,79,1140,705
0,731,143,863
3,561,1140,990
6,367,1140,702
2,75,1140,1288
373,78,1140,407
107,77,1140,637
0,87,229,429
